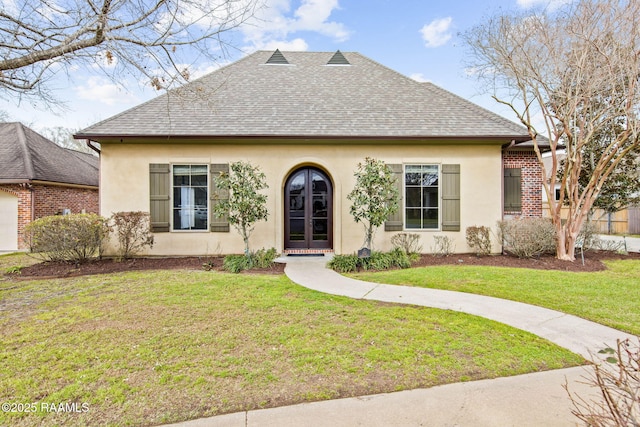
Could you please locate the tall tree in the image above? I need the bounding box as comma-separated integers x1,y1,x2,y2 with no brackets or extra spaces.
0,0,262,102
464,0,640,260
347,157,400,250
40,126,96,154
576,128,640,217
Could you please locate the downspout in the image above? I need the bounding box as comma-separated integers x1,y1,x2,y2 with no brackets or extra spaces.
85,140,101,154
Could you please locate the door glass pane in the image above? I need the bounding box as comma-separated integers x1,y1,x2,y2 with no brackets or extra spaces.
289,173,305,217
290,219,305,240
312,219,328,241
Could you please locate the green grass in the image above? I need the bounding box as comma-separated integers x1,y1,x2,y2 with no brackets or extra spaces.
0,267,582,426
350,259,640,335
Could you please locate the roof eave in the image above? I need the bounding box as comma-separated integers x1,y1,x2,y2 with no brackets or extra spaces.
75,133,532,144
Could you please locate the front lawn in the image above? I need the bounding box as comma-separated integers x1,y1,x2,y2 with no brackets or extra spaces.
350,259,640,335
0,267,582,426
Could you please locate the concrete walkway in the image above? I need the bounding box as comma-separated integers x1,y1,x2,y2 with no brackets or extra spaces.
598,234,640,253
166,255,636,427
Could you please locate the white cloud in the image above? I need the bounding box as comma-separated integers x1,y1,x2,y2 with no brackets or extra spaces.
292,0,350,41
517,0,574,10
410,73,431,83
256,38,309,51
240,0,350,50
420,17,453,48
74,77,140,106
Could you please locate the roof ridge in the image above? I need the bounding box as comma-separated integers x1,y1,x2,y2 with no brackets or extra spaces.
14,122,35,179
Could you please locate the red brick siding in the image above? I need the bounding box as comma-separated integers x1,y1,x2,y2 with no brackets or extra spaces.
0,184,98,249
32,185,99,218
502,150,543,218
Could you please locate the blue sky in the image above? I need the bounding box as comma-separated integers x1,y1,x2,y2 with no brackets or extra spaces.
1,0,569,133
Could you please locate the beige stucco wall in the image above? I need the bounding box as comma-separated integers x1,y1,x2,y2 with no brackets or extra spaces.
100,141,503,256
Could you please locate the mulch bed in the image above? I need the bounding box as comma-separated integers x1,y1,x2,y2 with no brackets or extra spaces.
7,251,639,279
414,250,640,272
11,256,285,279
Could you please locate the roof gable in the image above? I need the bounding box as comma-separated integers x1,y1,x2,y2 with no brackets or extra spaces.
0,122,99,186
77,51,530,141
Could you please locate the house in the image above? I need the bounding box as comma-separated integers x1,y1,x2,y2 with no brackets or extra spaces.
0,122,99,251
75,50,541,256
541,151,640,234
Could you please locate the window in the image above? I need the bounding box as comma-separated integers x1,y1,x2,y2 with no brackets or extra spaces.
405,164,439,229
172,165,208,230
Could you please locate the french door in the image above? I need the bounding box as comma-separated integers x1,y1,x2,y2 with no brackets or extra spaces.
285,167,333,249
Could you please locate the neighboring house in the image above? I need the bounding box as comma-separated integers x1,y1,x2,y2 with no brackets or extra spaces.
76,50,541,256
0,122,99,251
541,151,640,234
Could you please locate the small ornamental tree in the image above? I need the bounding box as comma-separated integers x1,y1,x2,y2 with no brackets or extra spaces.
347,157,400,250
213,161,269,258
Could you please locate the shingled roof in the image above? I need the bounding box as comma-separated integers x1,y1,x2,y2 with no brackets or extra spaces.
77,50,530,141
0,122,99,187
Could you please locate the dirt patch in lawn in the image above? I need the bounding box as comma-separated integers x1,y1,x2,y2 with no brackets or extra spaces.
414,250,640,272
10,256,285,279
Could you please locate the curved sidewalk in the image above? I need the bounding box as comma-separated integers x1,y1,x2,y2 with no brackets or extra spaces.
284,256,635,361
166,256,635,427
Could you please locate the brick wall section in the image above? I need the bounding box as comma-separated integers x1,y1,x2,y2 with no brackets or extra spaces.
0,183,98,249
32,184,99,218
502,150,543,218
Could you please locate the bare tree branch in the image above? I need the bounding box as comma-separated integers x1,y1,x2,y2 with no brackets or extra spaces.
0,0,263,101
463,0,640,261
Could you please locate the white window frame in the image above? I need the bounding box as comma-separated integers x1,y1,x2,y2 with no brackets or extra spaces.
403,164,441,231
171,164,209,232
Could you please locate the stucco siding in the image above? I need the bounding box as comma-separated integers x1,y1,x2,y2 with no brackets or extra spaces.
100,142,503,256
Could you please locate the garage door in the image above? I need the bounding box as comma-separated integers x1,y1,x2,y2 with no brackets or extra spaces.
0,191,18,251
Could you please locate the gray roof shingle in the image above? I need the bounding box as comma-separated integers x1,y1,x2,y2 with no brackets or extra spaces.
77,51,530,141
0,122,99,187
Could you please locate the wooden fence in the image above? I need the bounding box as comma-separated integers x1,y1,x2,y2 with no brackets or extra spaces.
542,205,640,235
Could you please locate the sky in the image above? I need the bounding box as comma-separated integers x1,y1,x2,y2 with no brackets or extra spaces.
0,0,572,135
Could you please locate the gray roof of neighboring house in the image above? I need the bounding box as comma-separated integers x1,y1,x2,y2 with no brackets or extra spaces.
0,122,99,187
77,50,531,142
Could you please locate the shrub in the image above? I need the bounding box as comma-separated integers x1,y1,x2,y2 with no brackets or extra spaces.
327,254,359,273
109,212,154,260
223,255,251,273
23,213,108,263
328,248,415,273
222,248,278,273
466,226,492,256
431,235,455,257
391,233,423,254
566,338,639,426
497,218,556,258
252,248,278,269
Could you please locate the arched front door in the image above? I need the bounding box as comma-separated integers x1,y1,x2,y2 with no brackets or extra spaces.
285,167,333,249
